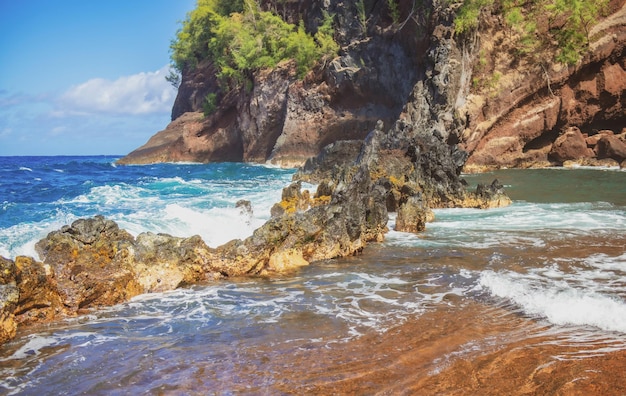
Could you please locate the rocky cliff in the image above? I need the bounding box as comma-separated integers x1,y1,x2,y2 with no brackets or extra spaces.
461,0,626,171
118,0,625,170
117,0,429,166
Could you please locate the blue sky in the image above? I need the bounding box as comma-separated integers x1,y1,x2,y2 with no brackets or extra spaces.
0,0,196,156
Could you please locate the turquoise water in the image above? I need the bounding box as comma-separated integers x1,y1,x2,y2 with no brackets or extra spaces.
0,159,625,394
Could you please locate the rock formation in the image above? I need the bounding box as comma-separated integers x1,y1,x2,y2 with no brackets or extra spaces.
5,0,623,345
461,1,626,171
118,1,624,170
0,159,390,341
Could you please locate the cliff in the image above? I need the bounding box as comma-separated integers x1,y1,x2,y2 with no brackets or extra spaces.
117,0,626,170
461,0,626,171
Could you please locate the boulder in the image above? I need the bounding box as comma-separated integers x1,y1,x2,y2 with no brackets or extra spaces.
35,216,142,311
586,130,615,148
595,134,626,162
549,127,594,163
473,179,512,209
132,233,218,293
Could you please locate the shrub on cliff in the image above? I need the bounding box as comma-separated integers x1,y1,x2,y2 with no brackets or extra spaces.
171,0,338,90
454,0,609,64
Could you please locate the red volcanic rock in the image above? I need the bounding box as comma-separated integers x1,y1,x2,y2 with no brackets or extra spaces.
549,127,594,163
463,4,626,171
595,134,626,162
586,130,615,148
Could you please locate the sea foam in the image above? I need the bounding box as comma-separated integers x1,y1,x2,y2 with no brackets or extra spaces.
479,269,626,333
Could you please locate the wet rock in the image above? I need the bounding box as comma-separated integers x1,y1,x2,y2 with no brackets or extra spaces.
225,165,388,275
132,233,217,293
13,256,64,325
270,181,311,217
0,256,18,344
470,179,512,209
35,216,142,311
396,196,435,233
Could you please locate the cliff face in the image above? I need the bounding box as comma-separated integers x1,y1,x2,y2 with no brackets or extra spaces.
118,0,425,165
461,0,626,171
117,0,625,170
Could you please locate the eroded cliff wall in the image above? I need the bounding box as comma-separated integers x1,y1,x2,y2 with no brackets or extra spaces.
118,0,625,169
460,0,626,170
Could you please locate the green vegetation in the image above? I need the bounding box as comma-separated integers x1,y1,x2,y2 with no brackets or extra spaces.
545,0,609,64
454,0,609,64
202,92,218,116
165,68,181,89
357,0,367,34
170,0,338,95
387,0,400,24
454,0,494,34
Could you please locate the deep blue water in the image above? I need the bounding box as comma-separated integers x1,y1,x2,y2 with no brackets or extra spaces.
0,156,295,258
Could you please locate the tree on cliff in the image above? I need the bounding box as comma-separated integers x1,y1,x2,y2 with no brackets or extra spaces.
170,0,338,92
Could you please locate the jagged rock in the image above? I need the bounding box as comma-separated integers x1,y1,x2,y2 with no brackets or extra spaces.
270,181,312,217
221,165,388,275
396,196,435,233
0,256,18,345
13,256,63,325
35,216,142,311
549,127,595,163
296,140,364,182
1,255,66,343
472,179,512,209
132,233,218,293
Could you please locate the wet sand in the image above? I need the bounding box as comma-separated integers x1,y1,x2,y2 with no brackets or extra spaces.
166,300,626,395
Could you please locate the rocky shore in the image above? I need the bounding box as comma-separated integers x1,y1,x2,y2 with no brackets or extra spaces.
3,0,624,346
0,0,517,346
0,152,508,345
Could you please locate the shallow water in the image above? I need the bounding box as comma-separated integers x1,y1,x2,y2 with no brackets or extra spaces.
1,161,625,394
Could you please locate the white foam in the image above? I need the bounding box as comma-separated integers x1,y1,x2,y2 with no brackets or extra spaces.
479,270,626,333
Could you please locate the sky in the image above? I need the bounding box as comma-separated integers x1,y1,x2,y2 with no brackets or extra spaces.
0,0,196,156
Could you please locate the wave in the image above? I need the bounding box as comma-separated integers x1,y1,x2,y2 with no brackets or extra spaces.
386,201,626,250
478,268,626,333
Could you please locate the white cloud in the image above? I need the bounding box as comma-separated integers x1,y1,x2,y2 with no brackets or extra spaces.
58,65,176,116
49,126,68,136
0,127,12,138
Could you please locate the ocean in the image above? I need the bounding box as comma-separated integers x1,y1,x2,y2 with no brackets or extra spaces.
1,156,625,394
